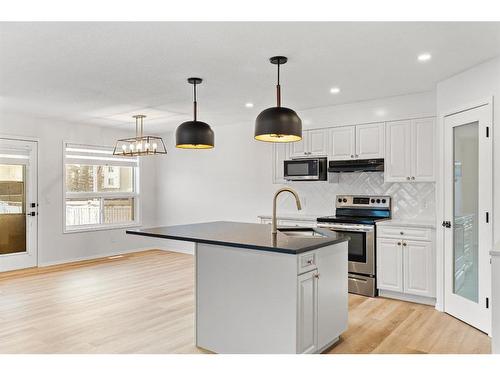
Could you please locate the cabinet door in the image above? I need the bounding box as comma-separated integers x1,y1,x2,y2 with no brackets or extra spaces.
411,118,435,182
308,129,328,156
329,126,355,160
376,238,403,292
403,240,435,297
289,131,308,158
356,122,385,159
297,270,318,354
385,120,412,182
272,143,289,183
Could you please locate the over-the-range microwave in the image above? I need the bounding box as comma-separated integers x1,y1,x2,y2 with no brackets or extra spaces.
284,157,327,181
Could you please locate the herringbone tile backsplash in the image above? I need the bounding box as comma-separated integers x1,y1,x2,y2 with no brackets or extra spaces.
279,172,435,220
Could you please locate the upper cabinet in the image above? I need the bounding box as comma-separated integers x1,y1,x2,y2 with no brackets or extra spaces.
356,123,385,159
272,143,290,184
329,127,355,160
289,129,328,158
329,123,384,161
385,118,435,182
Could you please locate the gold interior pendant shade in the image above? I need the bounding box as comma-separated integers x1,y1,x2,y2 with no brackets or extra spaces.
113,115,167,156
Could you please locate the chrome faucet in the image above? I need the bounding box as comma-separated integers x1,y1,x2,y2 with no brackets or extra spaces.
272,187,302,234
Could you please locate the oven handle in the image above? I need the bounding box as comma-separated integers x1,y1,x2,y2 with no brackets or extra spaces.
317,223,374,232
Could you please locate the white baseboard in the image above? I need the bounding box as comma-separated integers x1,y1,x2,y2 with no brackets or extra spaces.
379,290,436,306
37,246,192,267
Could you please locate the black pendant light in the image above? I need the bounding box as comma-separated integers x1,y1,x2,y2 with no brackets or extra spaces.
176,77,215,149
254,56,302,143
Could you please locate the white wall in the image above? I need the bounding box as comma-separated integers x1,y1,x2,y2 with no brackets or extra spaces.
0,112,166,265
436,56,500,352
156,91,437,253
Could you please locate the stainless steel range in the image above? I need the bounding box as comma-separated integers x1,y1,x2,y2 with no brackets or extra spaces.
316,195,391,297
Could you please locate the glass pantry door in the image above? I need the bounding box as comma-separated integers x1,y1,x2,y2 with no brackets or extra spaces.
443,104,492,334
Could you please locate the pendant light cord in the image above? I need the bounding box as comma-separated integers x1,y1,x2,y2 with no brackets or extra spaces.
193,81,197,122
276,61,281,107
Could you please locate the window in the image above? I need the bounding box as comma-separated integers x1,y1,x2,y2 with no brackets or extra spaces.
64,143,139,232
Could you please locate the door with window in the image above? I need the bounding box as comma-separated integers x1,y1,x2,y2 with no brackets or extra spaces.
0,139,38,272
443,104,492,334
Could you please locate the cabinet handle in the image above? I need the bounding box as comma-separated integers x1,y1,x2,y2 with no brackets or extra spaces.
411,176,415,180
314,273,320,279
307,259,314,265
406,176,410,180
400,231,404,235
355,154,359,158
350,155,354,158
397,242,402,246
403,243,407,246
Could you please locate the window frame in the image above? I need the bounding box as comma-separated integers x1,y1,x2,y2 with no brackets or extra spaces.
63,141,141,233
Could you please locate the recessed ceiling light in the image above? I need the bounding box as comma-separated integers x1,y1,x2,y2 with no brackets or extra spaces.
245,102,254,108
330,87,341,94
417,53,432,62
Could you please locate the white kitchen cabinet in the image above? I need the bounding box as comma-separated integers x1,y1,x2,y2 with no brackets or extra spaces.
385,118,435,182
272,143,290,183
377,225,436,302
403,240,434,297
289,129,328,158
297,270,318,354
377,238,403,292
356,122,385,159
329,126,355,160
411,118,436,182
385,120,412,182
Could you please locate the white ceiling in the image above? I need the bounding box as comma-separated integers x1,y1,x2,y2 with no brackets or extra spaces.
1,22,500,132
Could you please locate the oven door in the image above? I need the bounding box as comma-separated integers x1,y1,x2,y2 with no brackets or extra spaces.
317,223,375,276
284,159,320,181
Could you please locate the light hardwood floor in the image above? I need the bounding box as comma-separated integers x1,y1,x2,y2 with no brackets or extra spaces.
0,250,491,354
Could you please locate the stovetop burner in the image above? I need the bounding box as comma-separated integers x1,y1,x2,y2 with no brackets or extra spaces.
317,194,392,225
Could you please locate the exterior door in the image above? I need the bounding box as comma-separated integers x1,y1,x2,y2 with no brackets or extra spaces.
0,139,38,272
443,104,492,334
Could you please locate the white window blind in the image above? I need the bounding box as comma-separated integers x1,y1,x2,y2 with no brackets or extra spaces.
63,142,140,232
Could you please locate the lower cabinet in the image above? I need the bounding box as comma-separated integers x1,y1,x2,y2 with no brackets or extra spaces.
297,244,348,353
377,226,435,300
297,270,318,354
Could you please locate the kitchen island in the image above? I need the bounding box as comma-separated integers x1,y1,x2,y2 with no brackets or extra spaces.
127,221,349,354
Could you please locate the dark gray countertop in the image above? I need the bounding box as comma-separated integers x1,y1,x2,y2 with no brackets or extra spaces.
127,221,349,255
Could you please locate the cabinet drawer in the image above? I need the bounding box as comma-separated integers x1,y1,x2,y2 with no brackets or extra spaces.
377,226,432,241
298,252,317,274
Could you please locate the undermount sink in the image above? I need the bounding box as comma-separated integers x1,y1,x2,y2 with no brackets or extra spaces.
278,227,327,238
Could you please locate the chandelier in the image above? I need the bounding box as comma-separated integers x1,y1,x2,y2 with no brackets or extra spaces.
113,115,167,156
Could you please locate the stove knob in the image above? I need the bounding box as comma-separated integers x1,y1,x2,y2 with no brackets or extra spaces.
376,199,381,203
370,199,375,203
382,199,386,204
338,198,342,203
343,198,347,203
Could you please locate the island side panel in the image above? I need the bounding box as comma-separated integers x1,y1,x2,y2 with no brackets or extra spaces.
316,242,348,352
196,243,298,354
